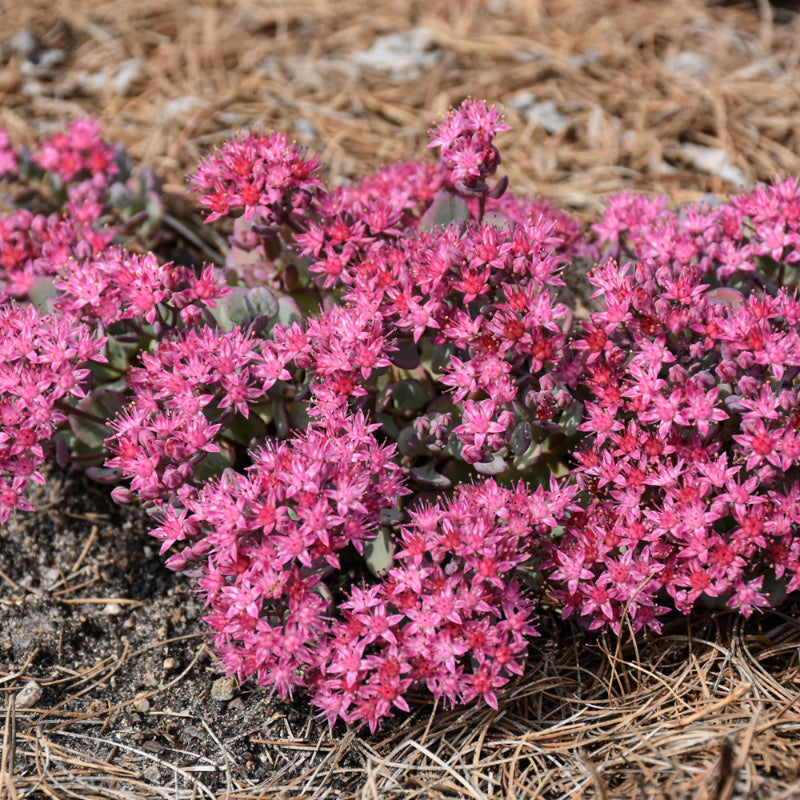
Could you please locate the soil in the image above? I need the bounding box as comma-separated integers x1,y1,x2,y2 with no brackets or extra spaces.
0,468,360,797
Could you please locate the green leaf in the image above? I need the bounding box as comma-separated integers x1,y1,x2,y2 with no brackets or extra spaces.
444,432,464,459
428,396,457,415
28,276,57,311
375,412,399,440
482,211,513,230
364,527,394,576
85,466,123,484
224,410,268,446
513,439,544,471
274,295,303,327
213,287,249,330
474,453,508,476
288,401,310,429
420,340,456,379
441,458,474,485
397,425,430,457
410,463,451,488
69,389,125,452
390,338,421,370
243,285,279,320
558,401,584,437
143,192,164,232
419,190,471,231
192,445,236,482
516,567,544,591
92,387,128,416
69,414,108,452
392,379,432,413
104,336,141,373
510,421,532,455
272,399,290,438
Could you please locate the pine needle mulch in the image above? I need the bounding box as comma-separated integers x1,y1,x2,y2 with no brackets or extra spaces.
3,1,800,798
5,605,800,799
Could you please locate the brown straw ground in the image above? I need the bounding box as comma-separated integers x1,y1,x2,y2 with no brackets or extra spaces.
3,0,800,797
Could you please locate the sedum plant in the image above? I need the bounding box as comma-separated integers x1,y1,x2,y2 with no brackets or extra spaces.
3,101,800,730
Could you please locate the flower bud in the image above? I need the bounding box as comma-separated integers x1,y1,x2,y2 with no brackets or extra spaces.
110,486,136,504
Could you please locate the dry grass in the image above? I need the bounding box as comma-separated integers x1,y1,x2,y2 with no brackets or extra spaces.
5,610,800,798
3,0,800,797
2,0,800,208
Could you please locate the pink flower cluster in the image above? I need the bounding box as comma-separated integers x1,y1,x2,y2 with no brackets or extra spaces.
55,247,229,329
593,176,800,283
0,120,134,302
294,160,443,290
0,204,116,302
33,118,119,187
294,187,584,465
340,216,576,466
147,409,406,723
0,303,105,522
546,254,800,632
6,103,800,731
154,441,574,732
190,131,323,224
428,99,511,191
105,324,296,503
0,129,17,180
313,477,577,730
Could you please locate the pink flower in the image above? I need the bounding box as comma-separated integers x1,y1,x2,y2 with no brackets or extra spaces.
190,131,323,224
454,399,514,454
428,99,511,190
728,577,771,617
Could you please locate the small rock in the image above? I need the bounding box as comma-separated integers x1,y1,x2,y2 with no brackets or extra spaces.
143,671,158,688
162,96,209,121
132,694,150,713
35,49,66,69
10,30,38,57
112,58,143,94
163,657,178,672
211,676,236,702
679,143,748,187
183,725,204,740
16,680,42,709
41,567,61,588
355,28,440,80
227,697,245,712
510,93,570,135
142,765,160,782
293,119,318,143
664,51,710,79
103,602,123,616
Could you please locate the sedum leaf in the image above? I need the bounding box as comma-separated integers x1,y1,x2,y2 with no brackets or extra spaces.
392,379,433,413
419,190,471,231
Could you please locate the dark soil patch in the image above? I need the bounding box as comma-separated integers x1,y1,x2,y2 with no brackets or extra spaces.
0,470,375,798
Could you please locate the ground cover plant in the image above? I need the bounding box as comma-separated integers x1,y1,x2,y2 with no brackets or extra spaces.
6,3,800,798
4,97,800,743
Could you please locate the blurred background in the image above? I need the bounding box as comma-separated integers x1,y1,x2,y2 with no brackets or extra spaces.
2,0,799,216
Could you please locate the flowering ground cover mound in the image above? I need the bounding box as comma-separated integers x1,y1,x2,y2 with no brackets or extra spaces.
4,97,800,739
